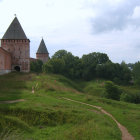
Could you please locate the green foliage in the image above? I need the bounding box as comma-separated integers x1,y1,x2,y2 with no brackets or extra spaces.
82,80,105,97
0,127,23,140
104,81,122,100
43,50,132,83
133,61,140,85
30,49,132,84
0,108,86,127
1,73,140,139
0,115,31,132
52,50,68,59
43,58,65,74
127,63,134,70
42,62,53,73
82,52,109,65
0,72,122,140
81,52,110,80
120,93,133,103
120,92,140,104
96,62,132,84
46,50,112,80
30,60,43,73
44,50,83,79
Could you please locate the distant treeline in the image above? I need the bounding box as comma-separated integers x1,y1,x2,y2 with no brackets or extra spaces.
30,50,140,85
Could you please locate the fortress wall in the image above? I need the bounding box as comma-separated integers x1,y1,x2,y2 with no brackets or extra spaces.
1,40,30,72
0,47,12,75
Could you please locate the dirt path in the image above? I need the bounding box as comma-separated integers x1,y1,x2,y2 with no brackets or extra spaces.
62,97,134,140
0,99,25,104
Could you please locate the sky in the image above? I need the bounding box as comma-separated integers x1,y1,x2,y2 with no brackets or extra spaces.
0,0,140,63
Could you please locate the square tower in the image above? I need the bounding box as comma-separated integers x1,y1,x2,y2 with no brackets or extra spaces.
1,17,30,72
36,39,49,63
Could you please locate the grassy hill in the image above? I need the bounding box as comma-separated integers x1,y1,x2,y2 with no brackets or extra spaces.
0,73,140,140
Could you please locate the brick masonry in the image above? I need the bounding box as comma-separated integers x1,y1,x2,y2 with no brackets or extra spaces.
1,39,30,72
36,53,49,64
0,17,49,75
0,47,11,74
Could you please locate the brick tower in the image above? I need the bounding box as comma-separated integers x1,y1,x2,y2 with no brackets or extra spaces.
1,17,30,72
36,39,49,63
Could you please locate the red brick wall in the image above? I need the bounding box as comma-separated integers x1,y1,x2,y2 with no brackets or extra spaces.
30,58,38,63
36,53,49,63
0,48,11,71
1,39,30,72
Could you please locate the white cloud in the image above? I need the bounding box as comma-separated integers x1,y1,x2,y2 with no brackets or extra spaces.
88,0,140,33
132,6,140,19
0,0,140,63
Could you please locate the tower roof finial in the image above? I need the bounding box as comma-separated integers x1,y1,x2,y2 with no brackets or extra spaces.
14,14,17,17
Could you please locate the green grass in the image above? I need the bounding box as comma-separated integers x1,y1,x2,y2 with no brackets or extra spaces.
0,72,140,139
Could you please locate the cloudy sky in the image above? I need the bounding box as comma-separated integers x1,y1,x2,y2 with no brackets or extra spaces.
0,0,140,63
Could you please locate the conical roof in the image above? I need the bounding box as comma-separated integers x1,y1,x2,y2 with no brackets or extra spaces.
2,17,27,39
37,39,49,54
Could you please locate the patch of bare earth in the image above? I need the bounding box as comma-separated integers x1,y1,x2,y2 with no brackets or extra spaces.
0,99,25,104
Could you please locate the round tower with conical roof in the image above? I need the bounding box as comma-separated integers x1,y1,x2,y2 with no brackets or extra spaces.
36,38,49,63
1,17,30,72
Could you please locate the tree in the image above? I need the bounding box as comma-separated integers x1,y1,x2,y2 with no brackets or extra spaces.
120,61,132,84
43,58,65,74
127,63,134,70
82,52,110,65
52,50,68,59
104,81,122,100
30,60,43,73
133,62,140,85
81,52,110,80
42,49,132,83
96,62,132,84
51,50,83,79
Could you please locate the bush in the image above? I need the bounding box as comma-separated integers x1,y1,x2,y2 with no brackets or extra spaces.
43,59,65,74
42,63,53,73
104,81,122,100
120,92,140,104
30,60,43,73
120,93,132,103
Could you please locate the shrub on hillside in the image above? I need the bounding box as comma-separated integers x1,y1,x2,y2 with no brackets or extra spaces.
42,63,53,73
104,81,122,100
120,92,140,104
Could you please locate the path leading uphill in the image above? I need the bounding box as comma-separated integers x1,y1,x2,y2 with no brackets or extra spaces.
0,97,134,140
62,97,134,140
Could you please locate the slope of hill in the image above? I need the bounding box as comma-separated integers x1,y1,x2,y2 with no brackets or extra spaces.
0,73,140,140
